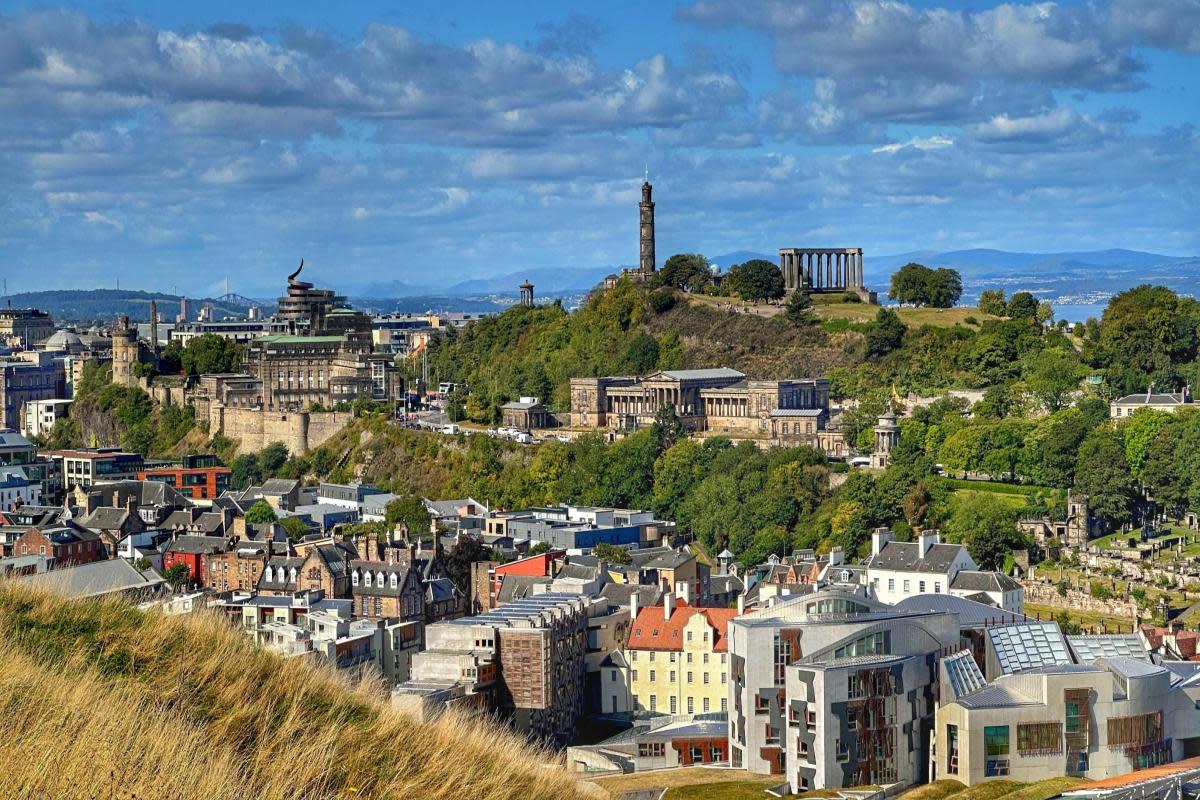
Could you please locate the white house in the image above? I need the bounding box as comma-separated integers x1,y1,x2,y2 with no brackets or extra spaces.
0,466,40,511
865,528,977,605
949,570,1024,613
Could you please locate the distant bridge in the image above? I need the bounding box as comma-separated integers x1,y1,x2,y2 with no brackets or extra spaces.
214,293,264,308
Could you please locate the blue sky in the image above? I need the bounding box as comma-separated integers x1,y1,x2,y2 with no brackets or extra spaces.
1,0,1197,296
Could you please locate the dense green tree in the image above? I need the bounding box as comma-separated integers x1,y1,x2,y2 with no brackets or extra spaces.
180,334,243,375
889,263,930,305
279,517,310,542
625,333,660,373
943,492,1025,570
978,289,1007,317
1074,427,1136,527
865,308,906,357
445,536,492,594
1092,285,1200,395
784,289,816,327
651,402,685,451
244,500,277,524
727,259,785,301
385,495,430,535
660,253,713,292
1006,292,1038,320
1036,300,1054,325
1120,408,1171,480
888,263,961,307
593,542,633,564
162,563,192,590
926,268,963,308
1023,347,1083,412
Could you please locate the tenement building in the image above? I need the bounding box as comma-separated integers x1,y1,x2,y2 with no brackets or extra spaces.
570,368,845,455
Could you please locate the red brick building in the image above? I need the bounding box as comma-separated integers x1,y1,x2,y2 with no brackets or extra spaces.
13,525,103,566
137,464,231,500
163,535,227,584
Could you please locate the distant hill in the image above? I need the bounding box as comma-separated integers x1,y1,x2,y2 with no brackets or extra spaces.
2,289,249,325
0,583,584,800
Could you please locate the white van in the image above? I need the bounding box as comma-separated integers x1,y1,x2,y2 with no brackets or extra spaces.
441,424,460,435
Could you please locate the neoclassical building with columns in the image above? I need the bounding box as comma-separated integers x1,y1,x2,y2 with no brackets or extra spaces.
569,368,846,455
778,247,876,302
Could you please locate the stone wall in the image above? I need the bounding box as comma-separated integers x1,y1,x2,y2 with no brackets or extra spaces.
1021,579,1140,620
212,405,351,455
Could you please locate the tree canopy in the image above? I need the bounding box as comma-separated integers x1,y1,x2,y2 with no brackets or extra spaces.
888,263,962,308
726,259,784,301
658,253,713,293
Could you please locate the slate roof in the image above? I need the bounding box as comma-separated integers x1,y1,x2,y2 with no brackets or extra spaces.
642,550,694,570
951,570,1022,593
556,562,599,581
261,478,300,494
426,577,458,604
869,541,967,573
770,408,823,417
350,562,416,598
626,603,738,652
77,507,134,531
501,400,542,410
599,582,662,608
166,534,227,555
1114,391,1188,405
498,574,551,603
18,559,164,599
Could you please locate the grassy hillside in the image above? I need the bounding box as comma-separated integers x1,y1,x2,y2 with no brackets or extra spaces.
0,584,584,800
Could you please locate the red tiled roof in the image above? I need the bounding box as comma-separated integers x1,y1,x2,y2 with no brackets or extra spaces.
626,602,739,653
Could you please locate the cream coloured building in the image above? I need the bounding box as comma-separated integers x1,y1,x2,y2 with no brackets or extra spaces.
624,598,737,718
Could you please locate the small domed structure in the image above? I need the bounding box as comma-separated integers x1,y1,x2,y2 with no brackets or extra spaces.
43,329,85,354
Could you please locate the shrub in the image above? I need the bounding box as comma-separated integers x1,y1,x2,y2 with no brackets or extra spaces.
648,288,676,313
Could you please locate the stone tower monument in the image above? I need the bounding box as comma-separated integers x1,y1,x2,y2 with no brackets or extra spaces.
111,315,140,387
639,172,655,276
519,280,534,308
869,405,900,469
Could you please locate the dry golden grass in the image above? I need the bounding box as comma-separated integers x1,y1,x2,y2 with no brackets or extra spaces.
0,583,585,800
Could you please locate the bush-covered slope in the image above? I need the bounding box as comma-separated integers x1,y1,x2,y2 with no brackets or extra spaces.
0,584,584,800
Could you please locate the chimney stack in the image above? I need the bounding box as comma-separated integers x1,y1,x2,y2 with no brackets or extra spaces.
871,528,894,557
737,591,745,615
829,546,844,567
630,590,639,622
919,529,940,557
663,591,673,621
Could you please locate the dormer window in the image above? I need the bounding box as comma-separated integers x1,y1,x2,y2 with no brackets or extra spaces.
264,566,273,582
288,567,297,583
352,570,359,586
390,573,398,589
363,572,372,588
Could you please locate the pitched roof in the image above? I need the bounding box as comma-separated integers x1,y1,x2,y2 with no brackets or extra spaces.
987,621,1071,675
497,574,552,603
951,570,1021,592
626,602,739,652
660,368,744,381
18,559,164,599
1066,633,1150,663
869,540,968,573
166,534,227,555
77,507,134,532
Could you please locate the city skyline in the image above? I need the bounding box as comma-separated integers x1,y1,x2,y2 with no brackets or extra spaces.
1,0,1198,295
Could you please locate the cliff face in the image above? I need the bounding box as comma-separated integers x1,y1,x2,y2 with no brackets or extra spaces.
0,585,585,800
